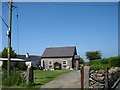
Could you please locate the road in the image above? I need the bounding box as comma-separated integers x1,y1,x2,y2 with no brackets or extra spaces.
41,70,81,88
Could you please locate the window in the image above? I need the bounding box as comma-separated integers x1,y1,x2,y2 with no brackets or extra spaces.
48,60,52,65
62,60,67,65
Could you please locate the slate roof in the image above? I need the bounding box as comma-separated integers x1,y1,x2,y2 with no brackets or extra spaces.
41,46,77,58
17,55,41,61
0,54,41,61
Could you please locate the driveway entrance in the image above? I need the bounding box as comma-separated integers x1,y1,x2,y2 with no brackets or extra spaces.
41,70,80,88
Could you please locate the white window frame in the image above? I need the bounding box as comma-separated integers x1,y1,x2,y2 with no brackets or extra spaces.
48,60,53,65
62,60,67,65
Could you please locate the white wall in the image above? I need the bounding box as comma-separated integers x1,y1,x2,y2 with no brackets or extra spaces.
0,61,3,67
25,61,32,67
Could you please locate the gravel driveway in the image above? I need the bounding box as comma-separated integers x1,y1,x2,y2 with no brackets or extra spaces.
41,70,80,88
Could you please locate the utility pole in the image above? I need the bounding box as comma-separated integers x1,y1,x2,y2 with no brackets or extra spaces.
118,1,120,57
7,0,12,78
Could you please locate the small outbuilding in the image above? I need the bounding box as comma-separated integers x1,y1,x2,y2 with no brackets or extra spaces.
41,46,80,70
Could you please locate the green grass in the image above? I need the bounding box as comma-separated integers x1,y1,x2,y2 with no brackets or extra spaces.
2,70,72,88
34,70,71,88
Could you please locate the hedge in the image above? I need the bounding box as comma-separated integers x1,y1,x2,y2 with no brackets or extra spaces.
90,57,120,70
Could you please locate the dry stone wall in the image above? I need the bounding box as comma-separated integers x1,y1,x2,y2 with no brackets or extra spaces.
89,70,105,88
108,67,120,88
89,67,120,88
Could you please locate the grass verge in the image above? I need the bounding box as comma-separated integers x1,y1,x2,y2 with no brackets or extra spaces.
2,70,72,88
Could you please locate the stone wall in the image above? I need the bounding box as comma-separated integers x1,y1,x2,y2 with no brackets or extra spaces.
89,69,105,88
89,67,120,88
108,67,120,88
41,57,73,70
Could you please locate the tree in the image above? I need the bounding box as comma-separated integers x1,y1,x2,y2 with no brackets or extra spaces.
79,57,84,64
85,51,102,61
1,47,17,58
1,47,17,69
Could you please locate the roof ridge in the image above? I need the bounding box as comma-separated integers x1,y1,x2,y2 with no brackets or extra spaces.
17,55,41,57
46,46,76,49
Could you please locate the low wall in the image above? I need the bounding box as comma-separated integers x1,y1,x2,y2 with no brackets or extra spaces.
89,67,120,88
109,67,120,88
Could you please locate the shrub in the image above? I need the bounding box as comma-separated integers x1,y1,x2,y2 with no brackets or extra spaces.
109,57,120,67
2,70,24,86
15,62,27,70
100,59,108,64
90,57,120,70
2,61,27,70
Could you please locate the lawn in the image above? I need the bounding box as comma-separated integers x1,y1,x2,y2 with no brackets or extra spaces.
34,70,71,88
2,70,72,88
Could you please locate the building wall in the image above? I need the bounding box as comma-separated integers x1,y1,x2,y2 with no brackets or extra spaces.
25,60,40,69
41,57,73,70
0,61,3,67
75,60,79,69
72,59,79,69
25,61,32,67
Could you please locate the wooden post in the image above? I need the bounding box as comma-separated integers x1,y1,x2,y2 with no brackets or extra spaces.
104,67,109,89
7,0,12,78
80,66,84,88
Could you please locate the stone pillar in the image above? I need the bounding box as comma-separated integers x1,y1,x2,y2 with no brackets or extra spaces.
80,66,90,88
26,66,34,85
84,66,90,88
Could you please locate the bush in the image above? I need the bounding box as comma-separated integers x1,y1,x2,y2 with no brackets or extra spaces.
109,57,120,67
17,62,27,70
90,57,120,70
2,70,24,86
100,59,108,64
2,61,27,70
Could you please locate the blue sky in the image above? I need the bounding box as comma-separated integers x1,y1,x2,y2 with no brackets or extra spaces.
2,2,118,61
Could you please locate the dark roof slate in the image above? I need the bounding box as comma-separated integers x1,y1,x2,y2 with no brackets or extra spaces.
17,55,41,61
41,46,77,58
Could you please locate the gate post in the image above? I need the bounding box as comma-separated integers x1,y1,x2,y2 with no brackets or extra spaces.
26,66,34,85
80,66,84,88
80,66,89,88
84,66,89,88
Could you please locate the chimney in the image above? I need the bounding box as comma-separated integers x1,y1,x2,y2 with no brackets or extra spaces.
26,53,29,58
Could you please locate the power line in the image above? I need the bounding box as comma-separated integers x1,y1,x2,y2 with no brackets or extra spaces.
0,16,9,28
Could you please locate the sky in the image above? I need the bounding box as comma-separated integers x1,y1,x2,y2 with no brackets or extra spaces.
1,2,118,61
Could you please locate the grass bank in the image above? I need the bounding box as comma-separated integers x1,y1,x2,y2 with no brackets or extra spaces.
90,56,120,70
